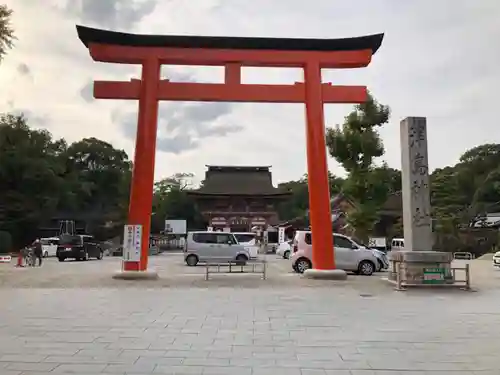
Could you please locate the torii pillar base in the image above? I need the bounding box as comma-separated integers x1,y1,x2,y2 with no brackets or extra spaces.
303,269,348,280
112,270,159,280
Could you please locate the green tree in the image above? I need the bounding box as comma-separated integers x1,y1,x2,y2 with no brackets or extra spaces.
458,144,500,215
372,164,401,194
326,93,391,241
0,5,15,62
277,172,345,222
63,137,131,218
430,144,500,230
151,173,204,233
277,175,309,221
0,113,67,246
430,167,467,234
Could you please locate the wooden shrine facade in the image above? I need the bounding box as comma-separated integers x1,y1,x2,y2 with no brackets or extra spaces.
187,166,292,232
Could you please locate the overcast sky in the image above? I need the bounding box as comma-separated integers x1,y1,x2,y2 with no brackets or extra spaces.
1,0,499,186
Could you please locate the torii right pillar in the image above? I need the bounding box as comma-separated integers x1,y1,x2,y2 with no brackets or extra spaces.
302,62,347,280
389,117,453,288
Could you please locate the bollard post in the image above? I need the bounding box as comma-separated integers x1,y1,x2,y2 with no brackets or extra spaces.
16,250,23,267
395,261,405,291
465,263,470,290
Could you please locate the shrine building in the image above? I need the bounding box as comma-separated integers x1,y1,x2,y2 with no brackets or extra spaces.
187,166,292,232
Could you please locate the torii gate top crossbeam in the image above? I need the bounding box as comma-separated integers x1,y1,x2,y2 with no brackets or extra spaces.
76,25,384,68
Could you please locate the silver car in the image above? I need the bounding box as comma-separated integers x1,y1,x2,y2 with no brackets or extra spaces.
184,231,250,266
290,231,379,275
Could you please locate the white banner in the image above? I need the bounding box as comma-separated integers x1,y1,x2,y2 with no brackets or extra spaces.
278,227,286,244
123,225,142,262
0,255,11,263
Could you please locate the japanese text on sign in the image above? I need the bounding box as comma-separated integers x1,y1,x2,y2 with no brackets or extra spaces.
123,224,142,262
408,120,432,229
409,123,426,149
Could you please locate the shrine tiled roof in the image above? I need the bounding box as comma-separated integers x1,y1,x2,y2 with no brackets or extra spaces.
187,165,291,197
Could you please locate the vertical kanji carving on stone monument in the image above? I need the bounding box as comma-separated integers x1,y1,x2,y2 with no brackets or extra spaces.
400,117,433,252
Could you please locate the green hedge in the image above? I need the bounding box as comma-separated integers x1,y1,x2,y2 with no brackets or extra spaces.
0,231,12,254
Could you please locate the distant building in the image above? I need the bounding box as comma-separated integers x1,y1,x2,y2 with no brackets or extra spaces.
186,165,292,232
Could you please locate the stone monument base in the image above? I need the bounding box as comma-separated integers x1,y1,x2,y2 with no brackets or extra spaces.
387,251,454,286
303,269,348,280
112,269,159,280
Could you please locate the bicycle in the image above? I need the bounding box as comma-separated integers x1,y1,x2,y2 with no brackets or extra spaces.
21,247,36,267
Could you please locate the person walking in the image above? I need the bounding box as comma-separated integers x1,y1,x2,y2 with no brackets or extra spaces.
33,239,43,266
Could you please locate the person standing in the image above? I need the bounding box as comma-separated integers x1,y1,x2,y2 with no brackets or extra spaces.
33,239,43,266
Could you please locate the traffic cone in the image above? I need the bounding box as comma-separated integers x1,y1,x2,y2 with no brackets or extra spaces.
16,251,23,267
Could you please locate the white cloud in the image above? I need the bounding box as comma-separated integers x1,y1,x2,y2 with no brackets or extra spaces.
1,0,499,185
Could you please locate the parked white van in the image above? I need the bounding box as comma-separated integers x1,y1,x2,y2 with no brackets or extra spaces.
184,231,250,266
41,237,59,257
232,232,259,259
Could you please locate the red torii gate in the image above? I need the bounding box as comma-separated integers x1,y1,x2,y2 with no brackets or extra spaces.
76,26,383,277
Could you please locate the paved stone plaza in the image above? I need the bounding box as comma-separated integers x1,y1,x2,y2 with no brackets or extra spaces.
0,255,500,374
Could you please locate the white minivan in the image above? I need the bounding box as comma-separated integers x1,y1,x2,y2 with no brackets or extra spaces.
184,231,250,266
232,232,259,259
41,237,59,257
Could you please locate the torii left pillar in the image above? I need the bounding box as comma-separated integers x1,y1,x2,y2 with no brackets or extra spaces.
124,58,160,274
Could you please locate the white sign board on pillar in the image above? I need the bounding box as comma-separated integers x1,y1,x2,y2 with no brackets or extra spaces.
278,227,286,244
123,224,142,262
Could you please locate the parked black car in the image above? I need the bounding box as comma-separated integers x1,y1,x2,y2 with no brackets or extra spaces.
56,234,103,262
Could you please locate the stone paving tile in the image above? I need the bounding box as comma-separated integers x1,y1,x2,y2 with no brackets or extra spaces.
154,365,204,374
50,363,109,373
1,269,500,373
4,362,58,371
0,354,47,363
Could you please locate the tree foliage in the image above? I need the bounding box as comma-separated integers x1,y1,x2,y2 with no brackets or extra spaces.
151,174,204,233
326,93,391,241
0,114,131,247
0,4,15,62
276,172,344,222
0,114,68,245
3,104,500,254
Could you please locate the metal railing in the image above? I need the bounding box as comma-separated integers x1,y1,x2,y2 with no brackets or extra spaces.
205,260,267,281
394,261,470,291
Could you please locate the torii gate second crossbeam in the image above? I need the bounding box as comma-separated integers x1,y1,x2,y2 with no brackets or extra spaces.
76,25,384,277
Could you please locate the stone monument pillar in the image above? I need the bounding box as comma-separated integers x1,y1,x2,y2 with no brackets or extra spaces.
400,117,433,251
389,117,453,284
